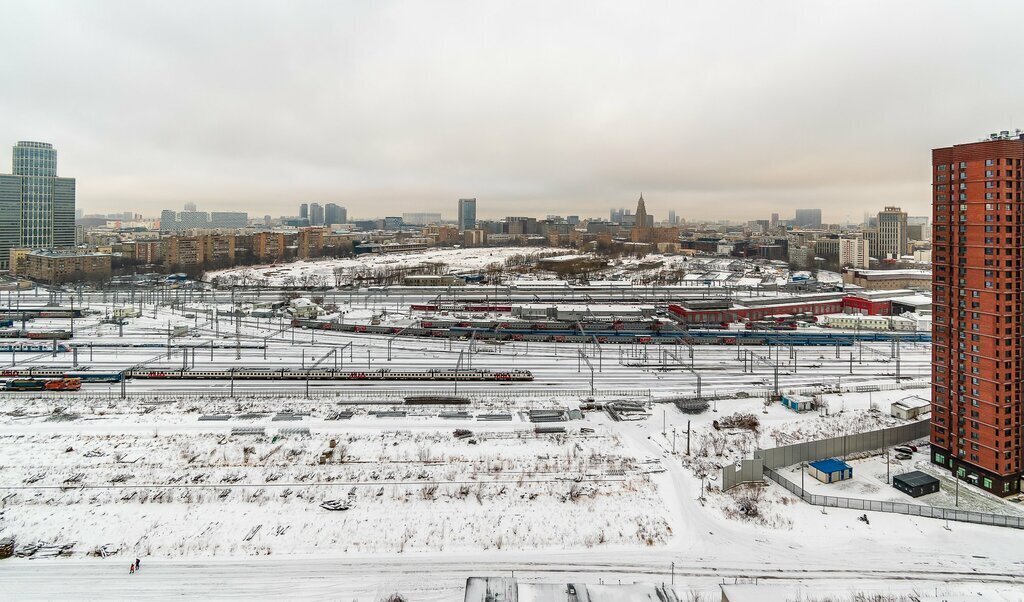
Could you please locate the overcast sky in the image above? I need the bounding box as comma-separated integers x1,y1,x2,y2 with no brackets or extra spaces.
2,1,1022,223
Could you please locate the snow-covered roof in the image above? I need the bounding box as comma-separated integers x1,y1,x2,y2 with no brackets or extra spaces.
892,396,930,410
848,269,931,279
888,294,932,307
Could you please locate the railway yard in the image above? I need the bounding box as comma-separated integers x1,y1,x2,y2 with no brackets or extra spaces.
2,250,1021,600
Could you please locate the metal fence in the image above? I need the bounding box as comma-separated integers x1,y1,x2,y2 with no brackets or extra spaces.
754,421,931,469
781,379,929,397
721,421,929,489
764,466,1024,530
720,420,1024,530
722,459,764,491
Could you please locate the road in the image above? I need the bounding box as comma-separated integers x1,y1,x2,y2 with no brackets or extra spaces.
4,544,1022,600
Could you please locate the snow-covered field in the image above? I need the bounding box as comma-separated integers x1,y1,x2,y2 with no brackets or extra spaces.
0,419,672,557
205,247,799,288
208,247,576,287
6,398,1024,601
5,258,1015,600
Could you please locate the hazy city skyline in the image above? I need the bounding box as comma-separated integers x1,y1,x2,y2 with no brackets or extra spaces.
2,1,1022,221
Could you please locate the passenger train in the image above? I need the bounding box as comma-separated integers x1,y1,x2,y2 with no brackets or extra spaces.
0,342,72,353
0,367,533,382
290,319,930,346
0,329,73,340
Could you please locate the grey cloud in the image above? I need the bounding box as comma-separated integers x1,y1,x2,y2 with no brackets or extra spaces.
1,0,1022,222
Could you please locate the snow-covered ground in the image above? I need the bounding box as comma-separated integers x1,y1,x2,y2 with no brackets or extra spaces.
0,417,671,557
4,268,1012,601
4,402,1023,600
207,248,578,287
205,247,802,288
781,451,1024,518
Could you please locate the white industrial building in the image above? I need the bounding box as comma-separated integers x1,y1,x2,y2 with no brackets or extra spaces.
823,313,917,331
513,304,654,322
891,396,931,420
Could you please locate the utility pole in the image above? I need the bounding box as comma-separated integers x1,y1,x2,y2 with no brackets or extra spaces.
895,334,901,381
686,420,691,455
235,316,241,360
886,449,890,484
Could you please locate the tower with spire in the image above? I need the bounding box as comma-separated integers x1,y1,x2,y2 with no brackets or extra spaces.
631,193,650,242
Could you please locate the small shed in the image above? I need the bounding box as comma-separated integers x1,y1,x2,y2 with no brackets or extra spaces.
781,393,814,413
808,458,853,484
891,396,930,420
893,470,940,498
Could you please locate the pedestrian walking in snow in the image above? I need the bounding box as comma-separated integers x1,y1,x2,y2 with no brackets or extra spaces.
129,564,135,574
135,558,141,571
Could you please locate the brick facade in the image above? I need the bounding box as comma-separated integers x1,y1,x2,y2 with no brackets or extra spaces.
931,136,1024,496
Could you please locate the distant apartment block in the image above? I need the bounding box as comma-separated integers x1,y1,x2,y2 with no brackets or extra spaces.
325,203,346,226
254,232,286,261
309,203,324,226
163,236,203,266
209,211,248,228
24,249,111,284
402,212,442,226
423,224,460,245
876,206,908,259
161,209,247,231
793,208,822,228
162,234,235,267
128,240,163,264
463,229,486,247
297,227,325,259
178,210,209,230
202,234,236,264
839,237,870,268
7,247,30,275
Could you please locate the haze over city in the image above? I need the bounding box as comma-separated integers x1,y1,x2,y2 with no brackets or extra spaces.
3,0,1022,221
8,1,1024,600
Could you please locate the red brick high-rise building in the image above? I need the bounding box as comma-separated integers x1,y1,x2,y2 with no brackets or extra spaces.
931,131,1024,496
